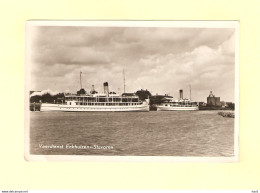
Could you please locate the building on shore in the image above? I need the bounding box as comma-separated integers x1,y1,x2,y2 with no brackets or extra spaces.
207,91,221,107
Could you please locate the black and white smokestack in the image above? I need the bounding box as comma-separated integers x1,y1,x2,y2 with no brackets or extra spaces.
104,82,109,96
179,89,183,100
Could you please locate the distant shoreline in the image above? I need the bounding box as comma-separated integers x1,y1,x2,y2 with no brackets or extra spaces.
30,102,235,112
199,106,235,111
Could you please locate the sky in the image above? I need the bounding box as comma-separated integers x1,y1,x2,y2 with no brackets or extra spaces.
28,26,236,102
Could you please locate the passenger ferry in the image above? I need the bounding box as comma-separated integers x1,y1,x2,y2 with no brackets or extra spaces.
157,89,199,111
40,82,150,112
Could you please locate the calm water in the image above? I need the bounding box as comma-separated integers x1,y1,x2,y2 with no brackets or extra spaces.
30,111,234,156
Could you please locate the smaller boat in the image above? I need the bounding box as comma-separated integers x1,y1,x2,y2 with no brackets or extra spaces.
157,89,199,111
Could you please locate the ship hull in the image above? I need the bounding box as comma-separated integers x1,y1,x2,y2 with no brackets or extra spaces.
157,106,199,111
40,103,149,112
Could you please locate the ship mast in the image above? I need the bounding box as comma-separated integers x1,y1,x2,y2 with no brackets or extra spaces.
123,69,126,93
189,84,192,100
80,71,82,89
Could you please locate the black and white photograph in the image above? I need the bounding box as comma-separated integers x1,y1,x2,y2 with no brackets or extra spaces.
25,21,239,161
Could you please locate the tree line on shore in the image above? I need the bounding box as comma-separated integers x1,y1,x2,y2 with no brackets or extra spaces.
30,92,65,103
29,89,165,105
29,89,153,103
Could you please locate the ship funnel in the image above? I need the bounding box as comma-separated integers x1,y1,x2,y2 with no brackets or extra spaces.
104,82,109,96
90,84,96,94
179,89,183,100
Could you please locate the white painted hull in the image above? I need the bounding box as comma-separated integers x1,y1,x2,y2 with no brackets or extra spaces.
40,103,149,112
157,106,199,111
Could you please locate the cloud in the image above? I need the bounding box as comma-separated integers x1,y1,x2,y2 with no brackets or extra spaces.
28,26,236,102
30,89,58,97
31,27,234,66
219,32,235,55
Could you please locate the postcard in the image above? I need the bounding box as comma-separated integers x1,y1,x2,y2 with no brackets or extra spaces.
25,20,239,162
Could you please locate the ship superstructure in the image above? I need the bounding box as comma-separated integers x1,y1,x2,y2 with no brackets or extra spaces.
40,82,149,112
